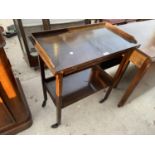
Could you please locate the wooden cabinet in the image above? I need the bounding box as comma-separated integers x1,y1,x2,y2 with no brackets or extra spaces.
0,26,32,134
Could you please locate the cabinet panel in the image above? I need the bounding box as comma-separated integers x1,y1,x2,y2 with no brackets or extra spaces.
0,98,15,131
0,26,32,134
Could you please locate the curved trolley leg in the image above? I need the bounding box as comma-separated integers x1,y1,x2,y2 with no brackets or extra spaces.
38,56,48,107
100,86,113,103
51,73,63,128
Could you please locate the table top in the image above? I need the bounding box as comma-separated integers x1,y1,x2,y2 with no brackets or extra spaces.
32,23,138,74
120,20,155,60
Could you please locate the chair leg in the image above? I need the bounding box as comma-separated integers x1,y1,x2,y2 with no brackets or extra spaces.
118,60,151,107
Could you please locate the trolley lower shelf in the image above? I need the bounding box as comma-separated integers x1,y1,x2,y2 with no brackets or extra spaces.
45,69,106,108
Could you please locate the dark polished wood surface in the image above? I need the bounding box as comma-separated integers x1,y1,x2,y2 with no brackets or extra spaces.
32,23,138,74
120,20,155,60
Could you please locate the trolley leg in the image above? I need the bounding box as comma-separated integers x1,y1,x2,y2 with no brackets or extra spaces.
51,73,63,128
38,56,48,107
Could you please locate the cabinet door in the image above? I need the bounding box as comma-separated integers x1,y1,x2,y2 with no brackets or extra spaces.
0,97,15,132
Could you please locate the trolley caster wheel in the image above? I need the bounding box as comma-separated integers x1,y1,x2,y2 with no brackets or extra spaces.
51,123,60,128
42,100,47,107
99,98,106,103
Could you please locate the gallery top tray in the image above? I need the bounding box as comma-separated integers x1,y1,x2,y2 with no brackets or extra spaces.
31,22,139,75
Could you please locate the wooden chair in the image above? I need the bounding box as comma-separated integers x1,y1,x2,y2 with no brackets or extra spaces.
100,49,151,107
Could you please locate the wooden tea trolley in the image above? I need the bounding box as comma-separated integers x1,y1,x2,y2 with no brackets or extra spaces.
31,22,138,128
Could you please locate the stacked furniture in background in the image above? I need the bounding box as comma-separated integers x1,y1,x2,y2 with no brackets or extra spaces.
14,19,86,68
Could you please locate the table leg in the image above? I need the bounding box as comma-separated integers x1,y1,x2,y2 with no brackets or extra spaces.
88,67,97,85
113,52,131,88
38,56,48,107
51,73,63,128
118,60,151,107
100,51,131,103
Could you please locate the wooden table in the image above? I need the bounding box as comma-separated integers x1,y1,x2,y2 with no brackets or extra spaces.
120,20,155,105
100,20,155,107
31,22,138,128
120,20,155,60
